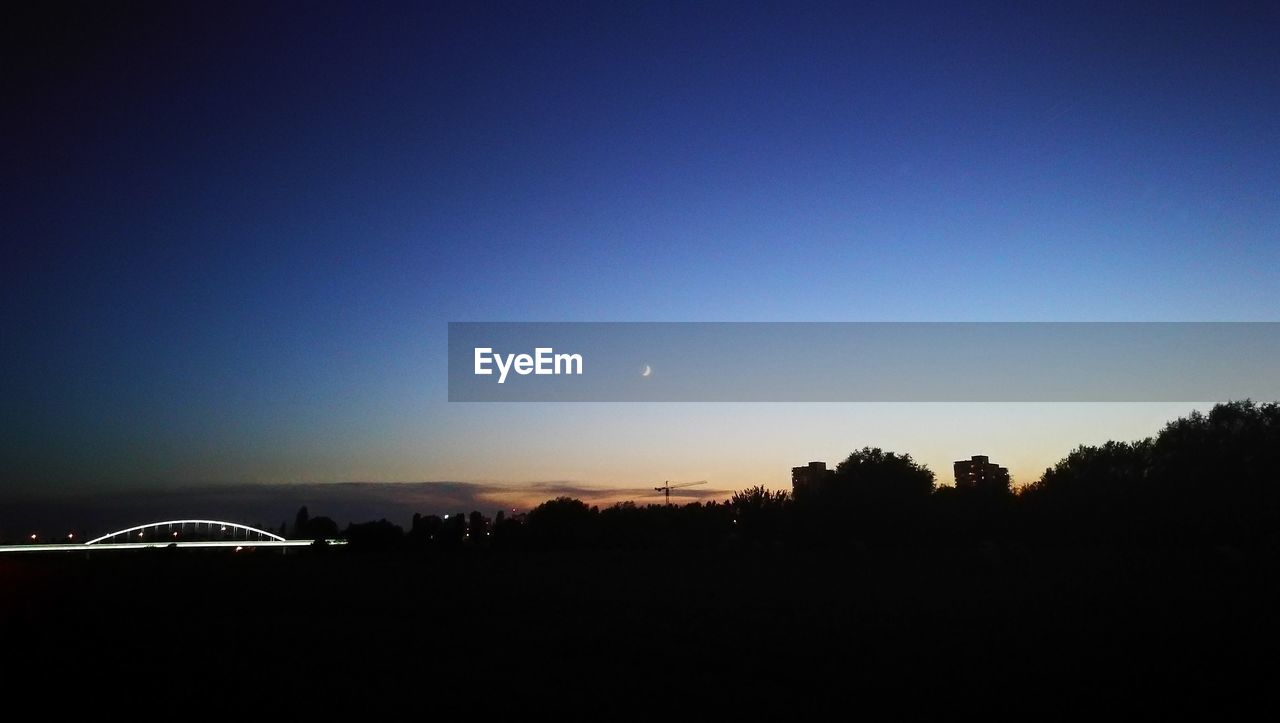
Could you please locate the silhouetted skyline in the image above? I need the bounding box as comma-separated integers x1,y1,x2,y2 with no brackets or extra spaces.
5,400,1276,545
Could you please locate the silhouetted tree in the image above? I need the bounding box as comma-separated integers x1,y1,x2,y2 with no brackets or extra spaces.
833,447,935,499
1019,440,1152,543
730,485,790,545
345,519,404,550
525,497,596,548
800,447,935,544
597,501,649,548
1147,400,1280,543
969,401,1280,546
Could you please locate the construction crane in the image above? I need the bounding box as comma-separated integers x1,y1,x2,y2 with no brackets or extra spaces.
654,480,707,505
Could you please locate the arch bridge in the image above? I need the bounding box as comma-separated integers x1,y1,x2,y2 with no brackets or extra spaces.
85,519,287,545
0,519,345,553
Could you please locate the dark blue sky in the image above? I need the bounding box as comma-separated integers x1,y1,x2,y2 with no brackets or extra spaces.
4,1,1278,500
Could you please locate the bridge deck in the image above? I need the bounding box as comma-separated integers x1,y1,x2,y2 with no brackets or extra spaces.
0,539,345,553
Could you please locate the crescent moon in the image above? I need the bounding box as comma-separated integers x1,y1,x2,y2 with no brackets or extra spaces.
641,364,652,377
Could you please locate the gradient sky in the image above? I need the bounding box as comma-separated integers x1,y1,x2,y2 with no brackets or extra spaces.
4,2,1278,510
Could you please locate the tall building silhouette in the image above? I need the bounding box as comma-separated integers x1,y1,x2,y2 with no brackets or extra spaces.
792,461,835,498
953,455,1010,490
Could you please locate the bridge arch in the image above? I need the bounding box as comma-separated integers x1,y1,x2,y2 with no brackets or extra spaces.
84,520,287,545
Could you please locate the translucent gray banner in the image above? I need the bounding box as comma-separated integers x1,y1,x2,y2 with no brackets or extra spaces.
447,322,1279,402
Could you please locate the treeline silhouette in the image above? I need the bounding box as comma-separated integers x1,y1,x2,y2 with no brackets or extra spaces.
312,401,1280,552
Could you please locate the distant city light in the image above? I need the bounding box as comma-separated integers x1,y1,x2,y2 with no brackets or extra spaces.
67,533,74,539
30,534,37,540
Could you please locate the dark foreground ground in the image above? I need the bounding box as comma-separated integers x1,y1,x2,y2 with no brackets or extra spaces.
4,544,1277,718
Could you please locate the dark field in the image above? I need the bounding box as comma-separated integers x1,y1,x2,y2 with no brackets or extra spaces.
5,545,1277,717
